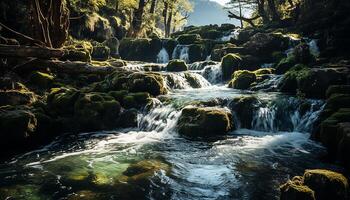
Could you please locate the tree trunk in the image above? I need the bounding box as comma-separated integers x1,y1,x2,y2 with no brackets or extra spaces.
130,0,146,37
257,0,269,23
238,0,243,28
150,0,157,14
29,0,69,48
163,2,169,36
267,0,280,22
0,45,64,59
165,5,173,37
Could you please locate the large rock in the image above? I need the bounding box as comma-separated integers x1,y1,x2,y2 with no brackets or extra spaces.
74,92,121,131
188,44,206,63
177,106,233,137
28,71,55,88
293,43,314,64
119,38,162,62
228,70,257,89
95,71,167,96
221,53,260,80
229,96,259,128
242,33,289,58
166,60,188,72
103,37,119,58
279,169,349,200
47,88,81,116
91,43,110,61
303,169,349,200
278,66,348,98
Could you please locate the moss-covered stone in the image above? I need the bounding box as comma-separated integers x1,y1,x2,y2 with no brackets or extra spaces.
119,38,162,62
221,53,242,80
91,44,110,61
278,64,310,94
254,68,275,75
47,88,81,116
74,92,121,131
29,71,55,88
166,60,188,72
188,44,206,63
177,34,201,45
103,37,119,57
275,55,296,75
280,181,315,200
229,96,259,128
303,169,349,200
0,90,36,106
228,70,257,89
122,92,150,109
177,106,233,137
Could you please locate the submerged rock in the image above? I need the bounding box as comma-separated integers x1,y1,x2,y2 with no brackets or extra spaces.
166,60,188,72
177,106,233,137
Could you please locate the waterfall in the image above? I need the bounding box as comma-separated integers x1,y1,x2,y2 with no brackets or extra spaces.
163,72,211,90
157,47,170,63
251,98,324,132
202,63,223,84
172,45,190,63
308,39,320,57
220,29,240,42
250,75,283,92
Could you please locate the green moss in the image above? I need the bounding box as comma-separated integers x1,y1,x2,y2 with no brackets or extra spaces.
166,60,188,72
221,53,242,80
108,90,128,102
278,64,311,94
271,51,286,63
325,94,350,110
280,181,316,200
254,68,275,75
275,55,296,74
228,70,257,89
326,85,350,98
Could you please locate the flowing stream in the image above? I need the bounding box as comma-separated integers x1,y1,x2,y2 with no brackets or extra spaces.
0,62,340,200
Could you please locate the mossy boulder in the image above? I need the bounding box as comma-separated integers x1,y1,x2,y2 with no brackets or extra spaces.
229,95,259,128
293,43,314,64
47,88,81,116
188,44,206,63
275,55,296,74
91,44,110,61
303,169,348,200
254,68,275,75
28,71,55,88
166,60,188,72
280,180,315,200
0,90,36,106
221,53,260,80
119,38,162,62
62,39,92,62
118,109,139,128
0,106,37,147
122,92,151,109
228,70,257,89
177,106,233,137
74,92,121,131
177,34,201,45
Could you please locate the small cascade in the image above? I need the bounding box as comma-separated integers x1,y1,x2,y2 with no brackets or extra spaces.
157,47,170,63
202,63,223,84
250,97,324,132
308,39,320,57
220,29,240,42
138,104,181,133
164,72,211,90
250,75,283,92
172,45,190,63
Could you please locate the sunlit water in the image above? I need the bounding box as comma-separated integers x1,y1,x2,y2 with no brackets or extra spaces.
0,65,341,200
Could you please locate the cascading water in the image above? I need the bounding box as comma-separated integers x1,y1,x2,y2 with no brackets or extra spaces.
172,45,190,63
220,29,240,42
157,47,170,63
308,39,320,57
0,57,339,200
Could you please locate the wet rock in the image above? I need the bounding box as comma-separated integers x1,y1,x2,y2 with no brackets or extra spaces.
221,53,260,80
228,70,257,89
166,60,188,72
230,96,259,129
118,109,139,128
293,43,314,64
337,122,350,169
62,40,93,62
303,169,348,200
0,90,36,106
188,44,206,63
28,71,55,88
177,106,233,137
184,73,205,88
275,55,296,75
122,92,151,109
177,34,201,45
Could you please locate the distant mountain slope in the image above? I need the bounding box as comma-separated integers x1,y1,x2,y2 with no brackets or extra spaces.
187,0,239,26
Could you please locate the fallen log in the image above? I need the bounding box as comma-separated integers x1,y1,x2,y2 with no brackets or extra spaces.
0,44,65,59
14,59,117,75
